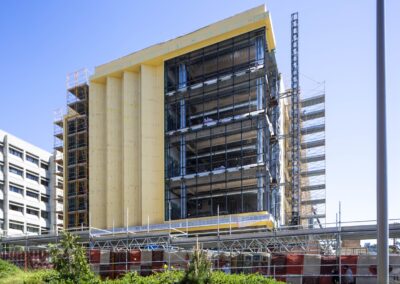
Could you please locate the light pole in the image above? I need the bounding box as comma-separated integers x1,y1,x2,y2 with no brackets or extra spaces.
376,0,389,283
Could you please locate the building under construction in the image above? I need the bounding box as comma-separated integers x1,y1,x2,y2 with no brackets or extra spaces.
54,5,325,231
2,5,400,282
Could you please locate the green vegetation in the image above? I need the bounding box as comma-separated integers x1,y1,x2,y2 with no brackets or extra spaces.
181,246,212,284
48,232,98,283
0,233,283,284
0,259,57,284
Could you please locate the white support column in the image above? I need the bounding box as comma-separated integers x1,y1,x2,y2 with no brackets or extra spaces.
3,135,9,235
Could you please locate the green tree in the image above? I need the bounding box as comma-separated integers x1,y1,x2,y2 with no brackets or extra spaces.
48,232,98,283
180,245,212,284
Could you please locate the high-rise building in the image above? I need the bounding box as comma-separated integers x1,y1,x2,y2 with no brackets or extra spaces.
87,5,286,230
0,129,63,236
59,5,326,231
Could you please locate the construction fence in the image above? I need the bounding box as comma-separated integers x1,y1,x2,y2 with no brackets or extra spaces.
2,249,400,283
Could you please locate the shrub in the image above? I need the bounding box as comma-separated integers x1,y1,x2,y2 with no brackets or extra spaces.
210,271,284,284
49,232,99,283
22,269,59,284
181,246,212,284
0,259,19,279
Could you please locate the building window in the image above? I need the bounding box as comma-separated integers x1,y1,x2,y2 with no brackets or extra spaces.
0,163,3,173
41,227,50,234
26,154,39,165
68,213,75,227
27,225,39,233
9,203,24,213
9,184,23,195
40,162,49,170
9,221,24,231
26,189,39,199
9,165,23,177
26,171,39,182
41,178,49,187
41,195,49,203
41,211,49,219
68,198,76,211
26,207,39,217
9,147,23,158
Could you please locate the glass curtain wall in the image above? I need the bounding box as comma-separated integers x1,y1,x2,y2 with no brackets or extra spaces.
165,28,274,220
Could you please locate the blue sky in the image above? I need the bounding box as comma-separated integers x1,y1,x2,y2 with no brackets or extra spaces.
0,1,398,224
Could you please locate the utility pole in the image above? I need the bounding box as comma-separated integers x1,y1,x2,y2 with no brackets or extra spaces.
376,0,389,283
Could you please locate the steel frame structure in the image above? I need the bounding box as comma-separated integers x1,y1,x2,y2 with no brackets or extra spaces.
2,220,400,256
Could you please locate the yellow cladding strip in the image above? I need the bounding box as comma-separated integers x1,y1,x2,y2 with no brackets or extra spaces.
91,5,276,81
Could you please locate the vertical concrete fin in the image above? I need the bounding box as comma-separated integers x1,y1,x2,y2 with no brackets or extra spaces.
122,71,141,226
89,82,107,229
106,76,123,228
140,64,164,225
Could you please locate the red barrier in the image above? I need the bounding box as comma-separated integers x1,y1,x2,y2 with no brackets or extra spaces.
271,254,286,282
286,254,304,275
320,256,337,284
89,249,101,264
340,255,358,276
129,250,141,265
152,250,164,270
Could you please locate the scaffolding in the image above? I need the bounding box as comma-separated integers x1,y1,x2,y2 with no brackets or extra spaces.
1,219,399,280
300,87,326,227
64,68,89,229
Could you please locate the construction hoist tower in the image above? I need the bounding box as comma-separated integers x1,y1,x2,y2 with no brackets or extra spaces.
290,12,301,225
289,12,326,227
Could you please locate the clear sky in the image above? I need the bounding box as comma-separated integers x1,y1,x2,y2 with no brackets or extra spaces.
0,1,398,224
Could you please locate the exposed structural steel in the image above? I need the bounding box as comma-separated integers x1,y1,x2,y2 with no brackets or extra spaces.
164,28,281,222
56,69,90,229
1,221,400,255
290,12,300,225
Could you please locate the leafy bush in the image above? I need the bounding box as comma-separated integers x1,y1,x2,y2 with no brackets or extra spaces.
210,271,284,284
22,269,59,284
105,270,184,284
0,259,19,279
49,232,99,283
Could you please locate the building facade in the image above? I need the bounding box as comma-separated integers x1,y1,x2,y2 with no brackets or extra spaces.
0,129,63,236
87,5,288,230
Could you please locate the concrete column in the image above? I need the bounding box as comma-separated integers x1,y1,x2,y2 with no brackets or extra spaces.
122,71,141,226
3,135,9,235
88,82,107,229
106,76,123,228
140,64,164,225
